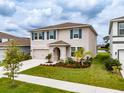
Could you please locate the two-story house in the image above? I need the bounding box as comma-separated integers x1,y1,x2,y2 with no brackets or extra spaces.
31,22,97,61
109,16,124,70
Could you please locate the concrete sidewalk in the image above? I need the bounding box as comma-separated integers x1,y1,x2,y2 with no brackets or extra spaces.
7,74,123,93
1,59,124,93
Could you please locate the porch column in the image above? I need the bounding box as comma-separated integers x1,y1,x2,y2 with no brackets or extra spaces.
49,47,54,61
31,49,34,58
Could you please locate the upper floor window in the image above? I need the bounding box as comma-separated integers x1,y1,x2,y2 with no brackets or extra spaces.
34,33,38,40
49,31,54,39
47,30,56,40
73,28,79,38
32,32,38,40
39,32,44,40
119,22,124,35
32,33,34,40
70,28,82,39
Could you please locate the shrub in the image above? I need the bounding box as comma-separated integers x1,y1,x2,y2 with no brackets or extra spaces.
95,52,110,61
54,57,92,68
104,58,121,72
55,62,66,67
22,53,32,61
65,57,75,64
46,54,52,63
82,57,92,68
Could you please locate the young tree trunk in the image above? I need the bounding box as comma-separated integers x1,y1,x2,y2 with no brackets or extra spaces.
11,66,15,86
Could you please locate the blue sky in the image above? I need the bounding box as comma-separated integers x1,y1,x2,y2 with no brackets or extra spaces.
0,0,124,44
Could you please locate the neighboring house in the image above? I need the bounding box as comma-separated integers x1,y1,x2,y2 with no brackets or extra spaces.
97,44,105,49
109,16,124,69
31,22,97,61
97,44,105,53
0,32,30,61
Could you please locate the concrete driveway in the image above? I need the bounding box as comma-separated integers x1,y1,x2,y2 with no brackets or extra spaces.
0,59,46,77
19,59,47,72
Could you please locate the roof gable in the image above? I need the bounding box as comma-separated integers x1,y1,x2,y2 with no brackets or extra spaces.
0,32,30,46
0,32,18,39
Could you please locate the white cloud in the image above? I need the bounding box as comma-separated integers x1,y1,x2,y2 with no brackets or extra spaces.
0,0,124,43
0,0,16,16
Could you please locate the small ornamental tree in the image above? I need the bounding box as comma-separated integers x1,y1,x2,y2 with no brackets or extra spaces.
3,41,23,86
45,53,52,63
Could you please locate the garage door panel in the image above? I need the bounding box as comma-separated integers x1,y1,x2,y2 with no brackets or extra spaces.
119,50,124,68
0,49,6,61
33,49,49,59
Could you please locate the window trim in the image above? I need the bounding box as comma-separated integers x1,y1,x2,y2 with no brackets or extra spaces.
48,30,56,40
71,47,83,57
49,31,54,39
70,28,82,39
71,47,76,57
73,28,80,38
34,32,38,40
118,22,124,36
39,32,44,40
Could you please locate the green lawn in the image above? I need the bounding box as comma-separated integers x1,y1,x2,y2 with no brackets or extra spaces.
0,78,72,93
21,59,124,91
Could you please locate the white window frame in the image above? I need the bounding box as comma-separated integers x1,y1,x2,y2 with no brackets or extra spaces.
39,32,44,40
73,28,79,38
34,32,38,40
119,22,124,36
49,30,55,40
71,47,83,57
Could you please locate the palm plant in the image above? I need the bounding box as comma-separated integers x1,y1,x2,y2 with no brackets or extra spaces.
74,47,92,62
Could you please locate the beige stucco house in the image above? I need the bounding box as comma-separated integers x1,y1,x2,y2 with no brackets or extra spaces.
31,22,97,61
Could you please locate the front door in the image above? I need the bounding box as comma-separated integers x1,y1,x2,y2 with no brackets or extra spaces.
54,47,60,61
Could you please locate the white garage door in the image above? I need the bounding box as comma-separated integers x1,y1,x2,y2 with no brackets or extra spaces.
33,49,49,59
119,50,124,68
0,49,5,61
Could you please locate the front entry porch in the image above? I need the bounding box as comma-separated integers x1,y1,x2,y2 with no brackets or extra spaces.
49,40,70,62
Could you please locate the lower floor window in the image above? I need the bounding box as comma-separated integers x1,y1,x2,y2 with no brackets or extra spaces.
71,47,83,57
71,47,75,57
77,47,82,51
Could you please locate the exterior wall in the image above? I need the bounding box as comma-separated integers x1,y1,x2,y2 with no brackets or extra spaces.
110,21,124,59
110,27,113,56
31,27,97,59
88,28,97,56
112,44,124,59
112,22,118,36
